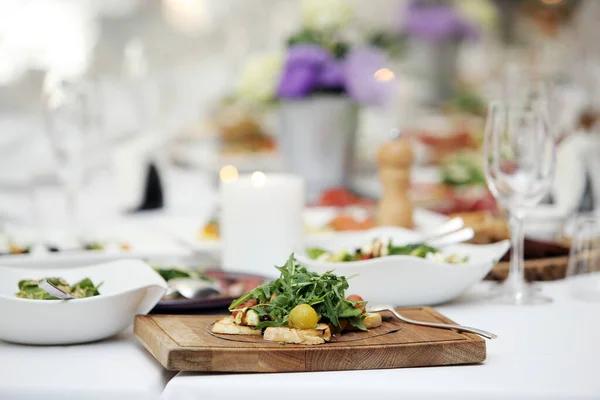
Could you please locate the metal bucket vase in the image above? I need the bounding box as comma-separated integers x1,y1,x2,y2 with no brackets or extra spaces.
278,96,358,202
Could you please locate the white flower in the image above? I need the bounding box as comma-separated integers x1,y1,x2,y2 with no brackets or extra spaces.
301,0,354,32
236,52,283,105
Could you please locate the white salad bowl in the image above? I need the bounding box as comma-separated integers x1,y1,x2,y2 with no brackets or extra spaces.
296,227,510,306
0,259,167,345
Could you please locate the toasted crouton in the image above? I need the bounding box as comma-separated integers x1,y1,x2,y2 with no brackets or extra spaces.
263,323,331,345
364,312,382,329
343,312,383,331
212,316,261,335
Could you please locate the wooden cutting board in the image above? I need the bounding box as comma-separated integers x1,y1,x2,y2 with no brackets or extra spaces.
134,307,486,373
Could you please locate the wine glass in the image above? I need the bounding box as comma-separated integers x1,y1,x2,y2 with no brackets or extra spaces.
483,101,557,305
565,214,600,303
41,73,104,229
502,62,576,143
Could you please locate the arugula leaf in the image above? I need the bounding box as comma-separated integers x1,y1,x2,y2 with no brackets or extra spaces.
228,291,254,310
348,316,367,331
306,247,327,260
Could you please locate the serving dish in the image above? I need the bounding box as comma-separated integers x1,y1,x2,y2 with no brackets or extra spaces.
135,307,486,372
296,227,510,306
152,269,266,313
0,259,167,345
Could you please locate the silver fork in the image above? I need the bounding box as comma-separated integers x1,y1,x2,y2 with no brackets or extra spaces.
38,279,76,300
367,305,498,340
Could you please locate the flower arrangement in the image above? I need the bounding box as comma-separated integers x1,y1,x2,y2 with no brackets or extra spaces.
401,0,481,42
236,0,397,108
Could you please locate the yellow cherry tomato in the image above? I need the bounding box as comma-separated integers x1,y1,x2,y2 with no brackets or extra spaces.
288,304,319,329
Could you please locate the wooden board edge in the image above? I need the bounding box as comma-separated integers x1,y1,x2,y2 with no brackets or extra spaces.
134,315,180,370
166,338,486,372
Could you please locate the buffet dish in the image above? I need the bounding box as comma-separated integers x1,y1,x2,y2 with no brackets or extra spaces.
297,227,510,306
0,260,167,345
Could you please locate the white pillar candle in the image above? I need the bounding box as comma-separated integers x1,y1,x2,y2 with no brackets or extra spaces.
221,172,304,278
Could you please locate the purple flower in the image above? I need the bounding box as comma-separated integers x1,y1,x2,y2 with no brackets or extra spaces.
277,44,393,106
319,58,345,88
403,1,478,42
285,44,330,65
344,46,392,107
277,45,331,99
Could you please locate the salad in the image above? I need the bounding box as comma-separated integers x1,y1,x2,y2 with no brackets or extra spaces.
16,277,102,300
211,254,382,345
306,237,468,264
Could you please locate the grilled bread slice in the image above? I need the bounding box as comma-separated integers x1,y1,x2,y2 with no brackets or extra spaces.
212,316,261,335
263,323,332,345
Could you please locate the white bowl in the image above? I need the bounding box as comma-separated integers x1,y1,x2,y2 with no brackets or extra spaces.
296,227,510,306
0,259,167,345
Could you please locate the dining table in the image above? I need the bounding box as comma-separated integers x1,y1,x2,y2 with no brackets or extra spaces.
159,278,600,400
0,327,175,400
1,275,599,400
0,165,599,400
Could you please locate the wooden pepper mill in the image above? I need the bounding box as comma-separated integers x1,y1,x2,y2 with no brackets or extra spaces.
376,137,414,228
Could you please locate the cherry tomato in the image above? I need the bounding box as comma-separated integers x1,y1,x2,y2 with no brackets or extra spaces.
360,254,372,260
232,298,257,317
346,294,366,314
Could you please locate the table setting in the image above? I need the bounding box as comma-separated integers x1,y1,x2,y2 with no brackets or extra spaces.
1,0,600,399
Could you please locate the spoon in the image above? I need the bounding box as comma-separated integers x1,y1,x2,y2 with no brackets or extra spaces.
38,279,76,300
166,278,222,299
367,304,497,340
425,227,475,247
422,217,465,241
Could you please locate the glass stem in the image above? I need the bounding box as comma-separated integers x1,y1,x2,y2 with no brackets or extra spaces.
508,212,526,290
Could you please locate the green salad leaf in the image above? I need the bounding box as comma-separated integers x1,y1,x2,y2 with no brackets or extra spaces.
229,254,367,331
153,267,213,282
16,277,102,300
306,247,327,260
388,243,439,256
154,268,191,281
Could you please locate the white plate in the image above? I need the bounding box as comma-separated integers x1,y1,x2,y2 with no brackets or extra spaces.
0,259,167,345
296,227,510,306
0,221,190,268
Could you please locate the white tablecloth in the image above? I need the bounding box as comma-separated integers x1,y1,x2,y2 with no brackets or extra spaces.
0,328,175,400
161,280,600,400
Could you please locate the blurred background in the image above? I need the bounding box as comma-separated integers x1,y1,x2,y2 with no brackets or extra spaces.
0,0,598,246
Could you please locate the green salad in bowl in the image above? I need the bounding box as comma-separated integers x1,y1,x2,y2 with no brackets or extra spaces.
16,277,102,300
307,237,468,264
